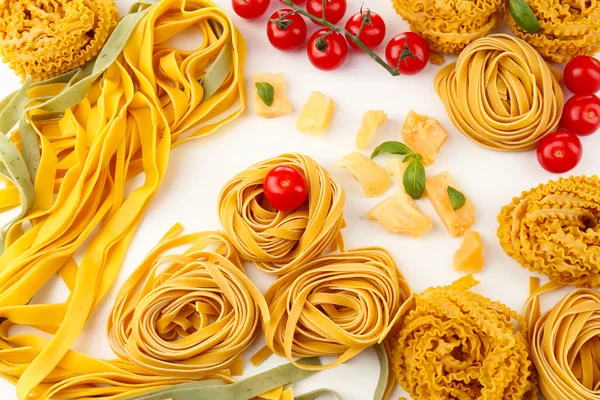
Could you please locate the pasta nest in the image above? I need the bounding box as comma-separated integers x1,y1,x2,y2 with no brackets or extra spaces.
0,0,119,82
498,175,600,288
109,227,269,379
263,248,412,370
506,0,600,63
391,275,538,400
218,153,346,276
390,0,504,55
435,34,563,152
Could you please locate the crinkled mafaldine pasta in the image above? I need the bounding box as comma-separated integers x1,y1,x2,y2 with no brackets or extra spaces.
498,175,600,288
435,34,563,151
218,153,346,275
506,0,600,63
390,0,504,55
108,225,269,379
391,275,538,400
262,248,412,370
0,0,119,81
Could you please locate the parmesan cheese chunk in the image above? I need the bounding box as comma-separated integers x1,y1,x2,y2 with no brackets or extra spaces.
385,157,408,187
296,91,335,134
367,191,432,238
453,229,484,273
253,73,292,119
355,110,387,149
402,110,448,165
336,152,390,197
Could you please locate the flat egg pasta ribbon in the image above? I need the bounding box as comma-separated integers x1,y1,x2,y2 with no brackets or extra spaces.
218,153,346,275
498,175,600,288
0,0,246,399
435,34,564,151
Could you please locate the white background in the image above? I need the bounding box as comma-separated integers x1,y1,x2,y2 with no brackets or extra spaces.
0,0,598,399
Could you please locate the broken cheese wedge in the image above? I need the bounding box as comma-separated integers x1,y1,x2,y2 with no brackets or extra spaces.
385,157,408,187
453,229,484,273
356,110,387,149
336,152,390,197
296,91,335,134
425,171,476,237
367,191,432,238
402,110,447,165
253,73,292,118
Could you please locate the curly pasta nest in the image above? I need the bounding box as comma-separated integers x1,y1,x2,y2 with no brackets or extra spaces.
506,0,600,62
391,275,538,400
390,0,504,55
0,0,119,81
498,175,600,288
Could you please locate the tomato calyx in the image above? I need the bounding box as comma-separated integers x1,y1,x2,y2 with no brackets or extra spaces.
269,10,295,30
393,41,423,73
358,6,372,29
315,29,335,52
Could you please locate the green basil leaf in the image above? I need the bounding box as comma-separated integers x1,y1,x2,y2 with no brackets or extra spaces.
447,186,466,211
255,82,274,107
403,158,426,199
371,141,413,159
509,0,540,34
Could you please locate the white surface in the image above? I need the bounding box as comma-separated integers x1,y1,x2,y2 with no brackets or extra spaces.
0,0,597,399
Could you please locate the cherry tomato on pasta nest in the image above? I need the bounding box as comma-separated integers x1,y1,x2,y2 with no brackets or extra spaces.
307,28,348,71
344,10,386,50
385,32,429,75
561,93,600,136
267,9,307,51
263,166,309,212
537,130,583,173
232,0,270,19
306,0,347,25
564,56,600,94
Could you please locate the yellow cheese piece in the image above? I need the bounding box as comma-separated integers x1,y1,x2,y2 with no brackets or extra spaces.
453,229,484,273
253,72,292,119
367,191,432,238
296,91,335,134
402,110,448,165
426,171,476,237
356,110,387,149
385,157,408,187
258,386,284,399
336,152,391,197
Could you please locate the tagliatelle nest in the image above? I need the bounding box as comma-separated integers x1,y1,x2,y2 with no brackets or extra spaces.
0,0,119,81
391,275,538,400
506,0,600,63
390,0,504,55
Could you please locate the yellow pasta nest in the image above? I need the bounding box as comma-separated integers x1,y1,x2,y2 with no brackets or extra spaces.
391,275,538,400
435,34,563,152
390,0,504,55
506,0,600,63
498,175,600,288
218,153,346,275
0,0,119,82
263,248,412,370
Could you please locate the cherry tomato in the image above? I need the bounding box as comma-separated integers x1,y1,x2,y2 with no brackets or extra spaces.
306,0,347,24
537,130,583,173
232,0,270,19
385,32,429,75
263,166,308,212
267,10,307,51
564,56,600,94
561,93,600,136
307,28,348,71
344,10,386,50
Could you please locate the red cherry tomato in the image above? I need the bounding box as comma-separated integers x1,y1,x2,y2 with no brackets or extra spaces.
267,10,307,51
564,56,600,94
537,130,583,173
263,166,308,212
561,93,600,136
307,28,348,71
385,32,429,75
306,0,347,24
344,10,386,50
232,0,270,19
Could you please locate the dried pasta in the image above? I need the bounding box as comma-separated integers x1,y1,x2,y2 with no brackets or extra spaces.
391,275,538,399
0,0,119,81
435,34,563,151
498,175,600,288
218,153,346,275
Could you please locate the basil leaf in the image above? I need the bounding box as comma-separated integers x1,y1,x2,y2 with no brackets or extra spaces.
255,82,274,107
371,141,413,159
403,158,426,199
447,186,466,211
509,0,540,34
